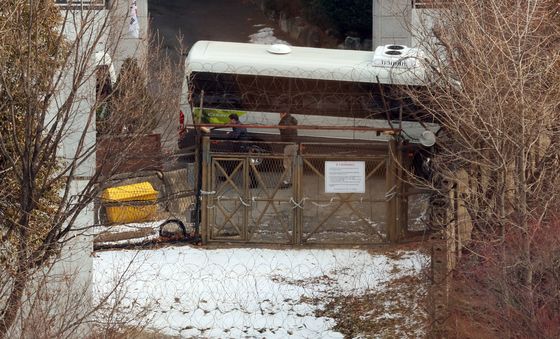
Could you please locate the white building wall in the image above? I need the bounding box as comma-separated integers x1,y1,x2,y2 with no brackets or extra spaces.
372,0,438,48
48,3,149,335
372,0,412,47
32,7,111,337
411,7,437,47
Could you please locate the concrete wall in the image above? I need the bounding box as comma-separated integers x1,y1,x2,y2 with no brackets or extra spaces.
19,7,112,337
1,6,102,336
373,0,439,48
372,0,412,47
410,7,437,47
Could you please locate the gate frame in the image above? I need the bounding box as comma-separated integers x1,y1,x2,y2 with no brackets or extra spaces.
199,136,409,245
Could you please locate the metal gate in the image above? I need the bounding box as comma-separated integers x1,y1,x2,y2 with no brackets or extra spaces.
201,139,403,245
299,154,388,244
205,153,296,243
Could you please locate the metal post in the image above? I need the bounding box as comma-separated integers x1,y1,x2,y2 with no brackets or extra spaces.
192,91,205,242
294,144,303,245
200,136,210,244
386,139,398,242
243,157,249,241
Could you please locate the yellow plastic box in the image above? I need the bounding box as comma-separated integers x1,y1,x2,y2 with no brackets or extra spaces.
102,182,158,224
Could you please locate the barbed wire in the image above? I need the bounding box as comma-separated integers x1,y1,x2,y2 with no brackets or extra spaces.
187,63,429,129
92,245,430,338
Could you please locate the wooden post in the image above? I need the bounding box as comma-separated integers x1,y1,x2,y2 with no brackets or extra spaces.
200,135,210,244
430,240,449,338
386,139,398,242
454,182,460,262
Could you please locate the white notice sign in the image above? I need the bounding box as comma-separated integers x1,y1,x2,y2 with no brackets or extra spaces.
325,161,365,193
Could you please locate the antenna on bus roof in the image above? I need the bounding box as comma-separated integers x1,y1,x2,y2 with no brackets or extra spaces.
267,44,292,55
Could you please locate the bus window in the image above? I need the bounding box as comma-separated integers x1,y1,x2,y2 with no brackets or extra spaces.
188,72,427,121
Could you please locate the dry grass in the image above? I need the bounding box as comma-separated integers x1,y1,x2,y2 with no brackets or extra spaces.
89,327,180,339
314,273,429,338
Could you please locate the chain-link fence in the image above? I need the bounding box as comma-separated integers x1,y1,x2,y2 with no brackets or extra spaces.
94,137,432,246
95,149,198,239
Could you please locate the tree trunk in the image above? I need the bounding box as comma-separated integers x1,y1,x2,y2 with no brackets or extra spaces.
0,255,29,338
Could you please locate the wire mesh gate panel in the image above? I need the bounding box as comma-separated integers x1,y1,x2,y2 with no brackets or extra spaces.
203,140,392,245
299,155,388,244
206,150,296,243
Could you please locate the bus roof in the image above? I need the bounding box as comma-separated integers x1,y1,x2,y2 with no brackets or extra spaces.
186,41,426,85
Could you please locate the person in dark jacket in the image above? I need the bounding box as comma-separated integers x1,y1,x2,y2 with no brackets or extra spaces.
223,113,258,188
279,112,298,188
228,113,248,141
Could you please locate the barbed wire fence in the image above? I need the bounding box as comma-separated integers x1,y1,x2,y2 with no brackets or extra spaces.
89,63,436,336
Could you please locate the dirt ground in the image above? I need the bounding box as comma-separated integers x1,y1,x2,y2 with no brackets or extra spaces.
315,242,433,338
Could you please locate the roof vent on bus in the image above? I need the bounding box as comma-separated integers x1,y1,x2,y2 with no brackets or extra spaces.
267,44,292,55
373,45,422,68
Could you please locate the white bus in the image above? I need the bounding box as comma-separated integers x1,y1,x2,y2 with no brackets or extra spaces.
178,41,439,151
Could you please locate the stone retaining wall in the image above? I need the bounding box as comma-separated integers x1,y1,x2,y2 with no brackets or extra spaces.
252,0,372,50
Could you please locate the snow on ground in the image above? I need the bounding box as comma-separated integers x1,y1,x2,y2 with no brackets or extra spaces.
93,246,426,338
